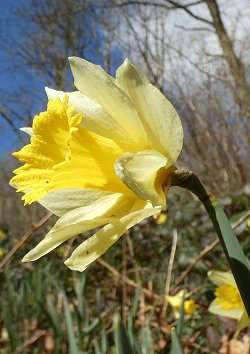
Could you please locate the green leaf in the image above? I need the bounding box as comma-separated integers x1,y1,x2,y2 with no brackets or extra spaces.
176,290,185,337
172,171,250,318
114,314,134,354
74,273,86,318
83,318,100,334
171,328,184,354
127,287,140,345
142,322,151,354
63,292,80,354
205,199,250,317
45,295,63,337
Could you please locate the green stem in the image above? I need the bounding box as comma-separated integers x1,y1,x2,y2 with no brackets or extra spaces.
172,169,250,318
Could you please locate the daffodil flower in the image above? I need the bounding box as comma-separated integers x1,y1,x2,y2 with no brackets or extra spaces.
208,270,250,331
10,57,183,271
167,290,196,318
156,212,168,225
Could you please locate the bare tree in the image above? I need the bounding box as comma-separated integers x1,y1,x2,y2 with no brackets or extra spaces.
103,0,250,192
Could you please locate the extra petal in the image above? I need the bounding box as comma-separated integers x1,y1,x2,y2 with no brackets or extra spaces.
69,57,147,146
39,188,113,217
22,194,135,262
116,59,183,164
20,127,34,136
208,299,243,320
115,150,169,207
208,270,236,287
45,88,131,144
65,201,160,272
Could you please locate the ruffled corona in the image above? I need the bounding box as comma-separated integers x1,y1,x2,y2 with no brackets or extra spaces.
215,284,243,310
11,96,136,204
208,270,250,330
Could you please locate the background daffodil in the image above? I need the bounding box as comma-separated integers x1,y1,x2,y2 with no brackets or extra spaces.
167,290,196,319
208,270,250,331
10,57,183,271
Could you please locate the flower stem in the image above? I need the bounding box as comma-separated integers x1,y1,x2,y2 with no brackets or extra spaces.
172,169,250,318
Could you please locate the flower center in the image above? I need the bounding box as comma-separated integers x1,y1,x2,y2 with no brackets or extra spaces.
11,96,131,204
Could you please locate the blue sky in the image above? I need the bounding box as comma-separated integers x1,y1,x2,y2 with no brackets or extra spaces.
0,0,43,157
0,0,123,159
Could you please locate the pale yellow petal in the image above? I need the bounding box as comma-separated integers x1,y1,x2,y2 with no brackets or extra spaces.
208,270,236,287
39,188,113,217
167,293,183,308
116,59,183,164
22,194,135,262
65,201,160,272
69,57,147,146
45,88,131,144
115,150,169,207
208,300,243,320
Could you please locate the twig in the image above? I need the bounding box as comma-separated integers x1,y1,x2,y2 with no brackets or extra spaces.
0,109,26,143
0,212,53,272
161,229,178,318
97,258,159,300
171,209,250,292
14,329,47,354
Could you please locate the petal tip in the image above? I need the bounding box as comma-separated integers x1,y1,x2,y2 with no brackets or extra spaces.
22,255,30,263
124,58,132,66
64,258,86,272
68,56,80,66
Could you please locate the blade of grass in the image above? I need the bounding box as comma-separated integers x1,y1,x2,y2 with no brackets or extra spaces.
127,287,140,346
45,295,63,337
63,291,80,354
171,328,184,354
176,290,185,336
142,321,152,354
170,291,185,354
74,274,86,318
114,314,134,354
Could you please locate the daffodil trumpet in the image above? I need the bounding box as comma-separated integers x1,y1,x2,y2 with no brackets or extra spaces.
208,270,250,331
10,57,183,272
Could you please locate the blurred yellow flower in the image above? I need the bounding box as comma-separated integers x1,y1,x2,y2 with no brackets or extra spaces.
167,290,195,318
0,230,7,241
0,248,4,257
156,212,168,225
247,218,250,228
56,246,66,256
208,270,250,331
10,57,183,271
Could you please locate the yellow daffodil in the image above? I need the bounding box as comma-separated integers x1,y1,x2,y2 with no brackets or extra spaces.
10,57,183,271
156,212,168,225
0,230,7,241
167,290,195,318
208,270,250,331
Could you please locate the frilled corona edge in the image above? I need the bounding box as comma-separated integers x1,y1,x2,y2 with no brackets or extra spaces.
10,57,183,271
